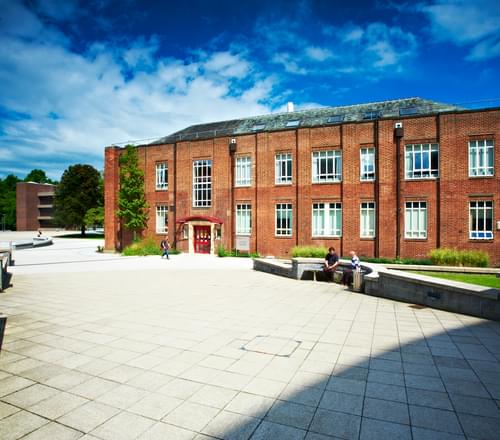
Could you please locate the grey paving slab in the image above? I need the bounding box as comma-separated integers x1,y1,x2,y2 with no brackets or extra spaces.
2,241,500,440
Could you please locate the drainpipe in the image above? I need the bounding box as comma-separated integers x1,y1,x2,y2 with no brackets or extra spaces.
436,114,441,249
395,123,404,259
295,129,299,246
229,138,237,251
374,121,380,258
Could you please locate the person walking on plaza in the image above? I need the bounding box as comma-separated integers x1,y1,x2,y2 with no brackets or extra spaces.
160,236,170,260
342,251,360,287
323,247,339,281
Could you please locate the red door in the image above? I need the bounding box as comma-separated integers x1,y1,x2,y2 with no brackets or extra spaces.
194,226,211,254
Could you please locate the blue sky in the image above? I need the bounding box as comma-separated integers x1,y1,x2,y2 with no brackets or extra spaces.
1,0,499,180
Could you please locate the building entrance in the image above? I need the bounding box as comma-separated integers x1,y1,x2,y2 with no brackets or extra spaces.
193,226,211,254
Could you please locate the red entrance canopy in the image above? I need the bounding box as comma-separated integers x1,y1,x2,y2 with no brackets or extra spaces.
176,215,224,224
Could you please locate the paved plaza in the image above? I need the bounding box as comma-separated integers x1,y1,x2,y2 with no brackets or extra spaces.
1,236,500,439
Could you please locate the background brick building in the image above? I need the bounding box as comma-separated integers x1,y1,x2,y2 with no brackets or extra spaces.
16,182,56,231
104,98,500,265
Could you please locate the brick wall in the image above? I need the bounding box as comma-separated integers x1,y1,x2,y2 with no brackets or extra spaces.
16,182,56,231
104,108,500,265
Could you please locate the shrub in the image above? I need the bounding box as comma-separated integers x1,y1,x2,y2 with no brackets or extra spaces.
217,245,259,258
123,237,180,256
428,248,489,267
291,246,328,258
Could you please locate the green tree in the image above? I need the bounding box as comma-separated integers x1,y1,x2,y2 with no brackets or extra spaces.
24,169,51,183
84,171,104,228
0,174,20,230
116,145,148,240
54,164,101,236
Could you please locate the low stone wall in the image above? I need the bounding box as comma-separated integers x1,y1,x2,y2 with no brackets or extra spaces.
0,251,12,292
253,258,293,278
366,269,500,321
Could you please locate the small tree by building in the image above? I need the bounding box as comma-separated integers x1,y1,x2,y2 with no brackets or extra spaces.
116,145,148,241
54,164,101,236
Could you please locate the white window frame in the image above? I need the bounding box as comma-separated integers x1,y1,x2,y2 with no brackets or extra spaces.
156,205,168,234
236,156,252,186
360,202,376,238
469,201,493,239
156,162,168,190
469,140,494,177
275,153,292,184
236,204,252,235
312,150,342,183
193,159,212,207
405,143,439,179
275,203,292,236
312,202,342,237
405,201,427,239
360,148,375,181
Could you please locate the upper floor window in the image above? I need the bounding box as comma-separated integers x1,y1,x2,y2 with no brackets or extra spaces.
405,201,427,239
193,159,212,207
469,140,494,177
156,162,168,190
360,202,376,238
405,144,439,179
236,156,252,186
360,148,375,181
312,202,342,237
236,204,252,235
276,203,292,236
156,205,168,233
275,153,292,184
312,150,342,183
470,201,493,239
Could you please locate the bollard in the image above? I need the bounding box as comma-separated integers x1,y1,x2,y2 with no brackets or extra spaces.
0,316,6,352
353,270,364,292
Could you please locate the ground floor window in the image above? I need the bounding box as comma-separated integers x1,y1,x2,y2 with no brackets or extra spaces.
156,205,168,233
276,203,292,236
360,202,375,238
236,204,251,235
470,201,493,239
312,202,342,237
405,201,427,239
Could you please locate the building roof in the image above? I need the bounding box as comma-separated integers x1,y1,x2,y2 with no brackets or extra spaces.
150,97,462,145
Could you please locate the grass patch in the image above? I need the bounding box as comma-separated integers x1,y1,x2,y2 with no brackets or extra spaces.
359,256,433,265
428,248,489,267
291,246,328,258
217,246,259,258
122,237,180,256
411,271,500,289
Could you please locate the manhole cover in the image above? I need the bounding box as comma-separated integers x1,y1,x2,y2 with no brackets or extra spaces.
241,336,302,357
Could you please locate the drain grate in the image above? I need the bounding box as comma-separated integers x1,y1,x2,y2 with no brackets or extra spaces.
241,335,302,357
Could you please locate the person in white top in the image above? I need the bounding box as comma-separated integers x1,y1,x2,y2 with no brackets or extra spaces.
342,251,360,287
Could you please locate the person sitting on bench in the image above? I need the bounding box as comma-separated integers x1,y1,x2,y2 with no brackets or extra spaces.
342,251,360,287
324,247,339,281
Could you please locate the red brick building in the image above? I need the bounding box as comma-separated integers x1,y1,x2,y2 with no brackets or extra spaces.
104,98,500,265
16,182,56,231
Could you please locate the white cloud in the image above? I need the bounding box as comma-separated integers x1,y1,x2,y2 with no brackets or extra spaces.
305,46,333,62
0,2,276,179
420,0,500,60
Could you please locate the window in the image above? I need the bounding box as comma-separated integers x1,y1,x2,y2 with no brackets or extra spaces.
405,201,427,239
252,124,265,131
275,153,292,184
193,159,212,207
360,148,375,181
236,204,252,235
156,205,168,233
399,107,418,116
156,162,168,190
363,111,380,120
276,203,292,236
405,144,439,179
469,140,494,177
286,120,300,128
312,203,342,237
327,115,344,124
469,201,493,239
236,156,252,186
312,150,342,183
360,202,376,238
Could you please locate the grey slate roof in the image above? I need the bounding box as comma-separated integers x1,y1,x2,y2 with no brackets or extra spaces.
150,97,461,145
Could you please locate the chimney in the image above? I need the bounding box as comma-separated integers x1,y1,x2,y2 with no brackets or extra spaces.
287,102,294,113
